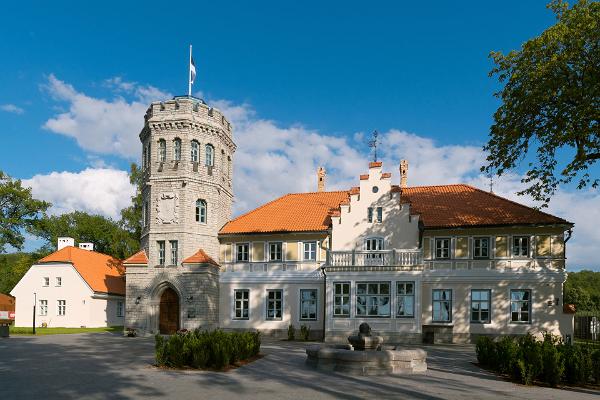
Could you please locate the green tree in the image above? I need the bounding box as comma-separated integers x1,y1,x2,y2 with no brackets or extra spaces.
564,270,600,311
483,0,600,205
0,252,47,294
119,163,143,245
0,171,50,253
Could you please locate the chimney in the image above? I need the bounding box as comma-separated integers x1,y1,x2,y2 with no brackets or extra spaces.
400,159,408,189
78,243,94,251
317,167,326,192
57,237,75,251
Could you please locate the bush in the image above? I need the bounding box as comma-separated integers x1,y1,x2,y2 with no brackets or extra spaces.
475,336,496,367
592,349,600,384
287,324,295,341
513,334,542,385
562,343,592,385
300,325,310,341
540,333,564,387
154,329,261,370
495,336,518,375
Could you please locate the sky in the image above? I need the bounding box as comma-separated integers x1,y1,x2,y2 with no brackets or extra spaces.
0,1,598,271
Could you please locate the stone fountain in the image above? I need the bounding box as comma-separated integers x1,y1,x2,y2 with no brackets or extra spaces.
306,323,427,376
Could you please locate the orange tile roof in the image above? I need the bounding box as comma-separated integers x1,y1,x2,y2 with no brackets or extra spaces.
220,191,350,234
182,248,219,266
402,184,571,228
38,247,125,295
123,250,148,265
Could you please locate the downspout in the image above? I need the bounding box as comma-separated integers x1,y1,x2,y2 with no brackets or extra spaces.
320,264,327,342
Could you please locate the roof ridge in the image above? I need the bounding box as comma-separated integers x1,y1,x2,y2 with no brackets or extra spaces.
403,183,468,190
286,190,350,195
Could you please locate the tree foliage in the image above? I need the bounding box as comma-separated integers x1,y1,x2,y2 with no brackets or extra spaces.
0,171,50,253
483,0,600,205
564,270,600,311
119,163,144,243
0,252,48,294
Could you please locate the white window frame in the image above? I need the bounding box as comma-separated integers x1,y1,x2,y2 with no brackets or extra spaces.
57,300,66,316
205,144,214,167
303,241,317,261
356,282,391,318
56,277,62,287
191,140,199,163
196,199,207,223
333,282,351,318
435,238,450,259
473,237,490,259
39,299,48,316
117,301,124,317
170,240,178,265
510,289,532,324
236,243,249,262
158,139,166,162
173,138,182,161
512,236,530,257
471,289,491,323
376,207,383,223
367,207,373,223
432,289,452,323
299,289,318,321
266,289,283,320
157,241,166,265
269,242,283,262
396,281,415,318
233,289,249,320
43,277,49,287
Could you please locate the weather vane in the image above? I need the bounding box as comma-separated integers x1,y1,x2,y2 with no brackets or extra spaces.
368,130,380,162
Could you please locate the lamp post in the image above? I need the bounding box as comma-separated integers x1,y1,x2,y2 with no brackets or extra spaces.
33,292,36,335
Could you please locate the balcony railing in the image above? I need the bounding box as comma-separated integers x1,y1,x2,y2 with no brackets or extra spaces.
327,249,423,267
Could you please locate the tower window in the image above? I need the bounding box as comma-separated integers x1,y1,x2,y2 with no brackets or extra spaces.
158,241,165,265
170,240,178,265
227,156,232,178
191,140,199,163
196,199,207,223
158,139,166,162
173,138,182,161
205,144,214,167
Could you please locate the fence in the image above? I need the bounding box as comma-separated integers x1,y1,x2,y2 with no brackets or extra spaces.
574,313,600,342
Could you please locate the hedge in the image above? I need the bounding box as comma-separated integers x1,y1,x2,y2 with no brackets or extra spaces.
155,329,261,369
476,333,600,387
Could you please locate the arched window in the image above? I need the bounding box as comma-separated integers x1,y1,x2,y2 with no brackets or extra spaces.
196,199,207,223
205,144,214,167
173,138,182,161
158,139,166,162
191,140,199,163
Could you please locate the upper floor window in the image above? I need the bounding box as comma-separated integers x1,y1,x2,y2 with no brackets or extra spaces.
333,282,350,317
173,138,182,161
432,289,452,322
196,199,207,223
269,242,282,261
356,282,390,317
367,207,373,223
227,156,232,178
143,200,149,227
435,238,450,259
191,140,199,163
510,289,531,323
473,237,490,259
56,277,62,287
142,145,147,169
221,149,225,173
376,207,383,223
236,243,249,262
303,241,317,261
43,277,49,287
364,237,384,251
158,139,166,162
157,241,166,265
170,240,178,265
205,144,214,167
512,236,529,257
146,142,151,168
396,282,415,317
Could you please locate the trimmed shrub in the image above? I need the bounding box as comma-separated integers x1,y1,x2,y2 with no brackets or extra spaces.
287,324,295,341
495,336,518,375
475,336,496,367
562,343,592,385
540,333,564,387
300,325,310,341
592,349,600,384
513,334,542,385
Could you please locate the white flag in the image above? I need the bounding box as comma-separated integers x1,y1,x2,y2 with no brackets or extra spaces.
190,56,196,84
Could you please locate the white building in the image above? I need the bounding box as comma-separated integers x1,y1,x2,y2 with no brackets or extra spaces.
11,238,125,328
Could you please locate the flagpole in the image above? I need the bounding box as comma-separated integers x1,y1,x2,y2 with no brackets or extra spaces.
188,44,192,97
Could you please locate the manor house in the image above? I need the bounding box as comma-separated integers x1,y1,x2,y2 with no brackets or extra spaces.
123,96,574,343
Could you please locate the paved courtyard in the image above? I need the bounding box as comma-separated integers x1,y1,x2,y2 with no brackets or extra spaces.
0,333,598,400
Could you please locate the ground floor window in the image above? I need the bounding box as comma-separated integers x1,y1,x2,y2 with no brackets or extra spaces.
234,289,249,319
432,289,452,322
356,282,390,317
300,289,317,320
470,289,490,323
57,300,66,316
39,299,47,316
510,289,531,323
266,289,282,320
117,301,124,317
333,282,350,317
396,282,415,317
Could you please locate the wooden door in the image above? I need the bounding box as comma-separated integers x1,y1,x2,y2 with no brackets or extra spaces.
159,288,179,334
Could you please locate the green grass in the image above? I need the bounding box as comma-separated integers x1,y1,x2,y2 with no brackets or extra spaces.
9,326,123,335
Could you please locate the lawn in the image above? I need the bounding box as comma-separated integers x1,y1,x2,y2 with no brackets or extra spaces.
9,326,123,335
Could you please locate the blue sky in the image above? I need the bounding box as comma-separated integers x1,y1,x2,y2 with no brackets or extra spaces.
1,1,598,270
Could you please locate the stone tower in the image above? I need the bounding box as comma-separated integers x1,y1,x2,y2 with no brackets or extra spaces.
125,96,235,335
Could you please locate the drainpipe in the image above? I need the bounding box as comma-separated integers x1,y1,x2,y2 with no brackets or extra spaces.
320,264,327,342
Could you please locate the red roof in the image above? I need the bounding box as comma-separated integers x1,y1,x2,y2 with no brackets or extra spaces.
123,250,148,265
402,184,571,228
38,247,125,295
220,191,349,234
182,249,219,266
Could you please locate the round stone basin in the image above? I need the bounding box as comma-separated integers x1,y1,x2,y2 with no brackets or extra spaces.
306,344,427,376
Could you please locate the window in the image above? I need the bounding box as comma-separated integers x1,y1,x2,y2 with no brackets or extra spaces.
57,300,66,316
56,277,62,287
158,241,166,265
170,240,178,265
205,144,214,167
158,139,166,162
367,207,373,223
432,289,452,322
142,201,146,227
43,277,49,287
512,236,529,257
471,289,491,323
435,238,450,259
191,140,199,163
144,200,149,227
236,243,249,262
266,289,282,320
474,237,489,259
142,145,147,169
333,282,350,317
396,282,415,317
364,237,384,251
300,289,317,320
376,207,383,223
303,241,317,261
117,301,124,317
221,149,225,173
146,142,151,168
196,199,207,223
356,282,390,317
234,290,249,319
269,242,282,261
511,289,531,323
227,156,232,178
39,300,47,316
173,138,182,161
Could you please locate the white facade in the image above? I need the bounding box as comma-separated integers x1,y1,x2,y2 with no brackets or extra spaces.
10,263,124,328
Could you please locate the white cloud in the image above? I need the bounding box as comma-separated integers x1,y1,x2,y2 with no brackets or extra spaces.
42,74,171,158
0,103,25,114
22,168,135,220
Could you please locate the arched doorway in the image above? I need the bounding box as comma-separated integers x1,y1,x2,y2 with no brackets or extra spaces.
159,287,179,334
